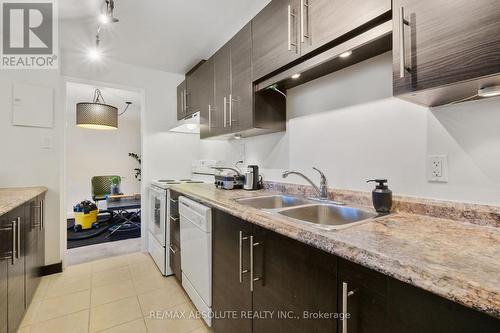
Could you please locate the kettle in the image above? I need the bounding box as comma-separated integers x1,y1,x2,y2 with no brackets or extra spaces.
244,165,260,190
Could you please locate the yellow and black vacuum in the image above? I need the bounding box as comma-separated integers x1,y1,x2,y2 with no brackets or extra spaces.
73,200,99,231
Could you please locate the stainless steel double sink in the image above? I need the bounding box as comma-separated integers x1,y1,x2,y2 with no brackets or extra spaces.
235,195,378,230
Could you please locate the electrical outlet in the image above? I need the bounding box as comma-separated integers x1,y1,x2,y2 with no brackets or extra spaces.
428,155,448,182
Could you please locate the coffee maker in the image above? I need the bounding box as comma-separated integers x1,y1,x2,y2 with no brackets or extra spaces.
244,165,260,190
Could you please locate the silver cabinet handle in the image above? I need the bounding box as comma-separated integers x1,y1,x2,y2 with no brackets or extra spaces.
287,5,297,51
169,244,178,254
40,199,44,230
208,104,212,132
184,90,188,113
11,219,17,265
229,94,233,126
342,282,356,333
239,231,249,283
223,96,227,127
170,216,179,222
16,217,20,259
249,236,262,292
300,0,309,43
0,223,15,262
399,6,410,78
170,198,178,204
180,90,184,114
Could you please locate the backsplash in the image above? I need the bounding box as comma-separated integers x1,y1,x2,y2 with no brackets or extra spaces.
264,181,500,228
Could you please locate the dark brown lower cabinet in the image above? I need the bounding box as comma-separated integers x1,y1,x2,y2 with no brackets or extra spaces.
0,194,45,333
388,279,500,333
338,259,387,333
252,227,338,333
211,208,500,333
6,206,26,333
169,191,182,283
212,209,253,333
212,209,338,333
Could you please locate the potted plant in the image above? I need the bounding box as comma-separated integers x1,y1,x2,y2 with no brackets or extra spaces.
110,176,121,195
129,152,142,181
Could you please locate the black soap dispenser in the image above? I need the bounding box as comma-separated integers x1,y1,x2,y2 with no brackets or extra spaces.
367,179,392,214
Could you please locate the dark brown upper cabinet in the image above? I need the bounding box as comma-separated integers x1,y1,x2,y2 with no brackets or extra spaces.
252,0,390,81
252,0,301,81
202,23,286,139
209,24,253,138
177,61,206,120
393,0,500,107
176,80,187,120
198,58,216,139
300,0,390,56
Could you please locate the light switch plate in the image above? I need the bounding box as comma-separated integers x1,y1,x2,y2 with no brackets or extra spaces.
428,155,448,182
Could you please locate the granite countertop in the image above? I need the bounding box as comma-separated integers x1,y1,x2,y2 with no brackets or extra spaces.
170,183,500,318
0,187,48,216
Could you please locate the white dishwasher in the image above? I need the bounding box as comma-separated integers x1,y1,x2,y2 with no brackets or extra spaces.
179,196,212,326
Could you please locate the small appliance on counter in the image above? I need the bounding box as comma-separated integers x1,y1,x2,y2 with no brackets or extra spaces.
212,167,245,190
244,165,262,190
367,179,392,214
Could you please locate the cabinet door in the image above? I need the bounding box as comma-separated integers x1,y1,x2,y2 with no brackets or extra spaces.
0,215,9,333
24,200,40,306
214,44,231,135
387,279,500,333
186,68,202,117
230,23,254,133
338,259,387,333
393,0,500,95
252,227,338,333
7,206,25,333
199,58,216,139
169,192,181,283
301,0,390,56
212,210,253,333
252,0,300,81
177,81,186,120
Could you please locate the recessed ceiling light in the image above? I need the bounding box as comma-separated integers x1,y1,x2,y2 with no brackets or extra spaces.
339,50,353,58
88,48,101,60
478,86,500,98
99,14,110,25
291,73,301,79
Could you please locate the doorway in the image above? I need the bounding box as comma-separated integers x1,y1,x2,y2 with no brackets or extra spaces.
63,81,143,265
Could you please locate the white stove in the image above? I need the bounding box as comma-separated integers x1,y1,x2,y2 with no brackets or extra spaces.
147,161,216,275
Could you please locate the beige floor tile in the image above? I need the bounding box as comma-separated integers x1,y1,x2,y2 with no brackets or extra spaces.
34,290,90,323
91,256,129,273
29,310,89,333
91,279,136,307
128,260,160,279
89,296,142,332
31,277,50,302
91,266,132,287
137,285,190,316
44,275,92,299
189,325,213,333
132,273,180,295
122,252,152,265
16,326,31,333
97,318,147,333
20,301,41,327
144,302,204,333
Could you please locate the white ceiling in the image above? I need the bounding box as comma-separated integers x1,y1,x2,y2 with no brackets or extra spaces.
60,0,271,74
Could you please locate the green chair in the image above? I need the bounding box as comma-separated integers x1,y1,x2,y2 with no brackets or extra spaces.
91,176,121,204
